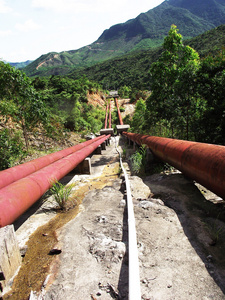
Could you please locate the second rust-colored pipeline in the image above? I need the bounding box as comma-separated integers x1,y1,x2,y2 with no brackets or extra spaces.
0,135,103,190
104,103,108,129
115,98,123,125
0,135,110,227
123,132,225,199
109,101,112,128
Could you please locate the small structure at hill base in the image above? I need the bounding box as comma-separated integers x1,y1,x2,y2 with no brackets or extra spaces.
107,90,119,98
116,124,130,134
100,128,114,136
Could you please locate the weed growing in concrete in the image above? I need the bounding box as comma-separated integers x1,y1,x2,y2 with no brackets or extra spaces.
50,181,74,210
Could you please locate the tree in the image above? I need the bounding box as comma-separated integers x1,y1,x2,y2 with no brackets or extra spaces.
131,99,147,133
118,85,132,99
0,128,25,170
0,61,49,149
146,25,200,140
194,50,225,144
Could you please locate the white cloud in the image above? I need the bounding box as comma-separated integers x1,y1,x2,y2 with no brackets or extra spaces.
32,0,127,13
32,0,86,12
0,0,11,13
15,19,41,32
0,29,12,37
96,0,127,11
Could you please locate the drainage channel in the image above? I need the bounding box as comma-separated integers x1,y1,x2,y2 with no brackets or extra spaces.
115,137,142,300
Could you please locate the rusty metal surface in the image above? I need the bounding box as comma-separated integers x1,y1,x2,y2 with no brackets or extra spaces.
115,98,123,125
109,101,112,129
0,136,103,190
104,103,108,129
0,135,110,227
123,132,225,199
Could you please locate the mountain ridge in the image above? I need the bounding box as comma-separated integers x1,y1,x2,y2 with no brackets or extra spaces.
68,24,225,90
9,60,33,69
23,0,225,77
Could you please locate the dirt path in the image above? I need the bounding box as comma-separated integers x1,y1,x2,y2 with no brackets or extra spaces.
5,136,225,299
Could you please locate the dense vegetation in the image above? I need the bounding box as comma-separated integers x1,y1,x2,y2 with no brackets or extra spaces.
1,22,225,170
10,60,33,69
69,25,225,91
22,0,225,77
0,63,106,170
130,25,225,145
32,75,105,133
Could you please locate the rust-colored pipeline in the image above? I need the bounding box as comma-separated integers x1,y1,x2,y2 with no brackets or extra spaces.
104,103,108,129
0,135,103,190
123,132,225,199
0,135,110,227
109,101,112,128
115,98,123,125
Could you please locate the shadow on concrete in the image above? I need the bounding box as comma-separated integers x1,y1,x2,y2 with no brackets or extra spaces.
145,172,225,295
13,177,71,231
13,197,45,231
91,155,119,168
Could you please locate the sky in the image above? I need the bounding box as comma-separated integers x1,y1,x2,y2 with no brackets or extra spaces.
0,0,164,62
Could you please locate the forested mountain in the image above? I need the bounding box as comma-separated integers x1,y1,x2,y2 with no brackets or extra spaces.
69,24,225,90
9,60,32,69
23,0,225,77
1,22,225,170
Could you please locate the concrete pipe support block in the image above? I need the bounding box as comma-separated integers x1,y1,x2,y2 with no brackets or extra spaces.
0,225,22,296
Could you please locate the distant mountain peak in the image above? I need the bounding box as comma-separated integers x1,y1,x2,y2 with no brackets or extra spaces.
23,0,225,77
9,60,33,69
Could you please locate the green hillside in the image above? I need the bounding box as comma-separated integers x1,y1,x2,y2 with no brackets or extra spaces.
68,24,225,90
23,0,225,77
9,60,32,69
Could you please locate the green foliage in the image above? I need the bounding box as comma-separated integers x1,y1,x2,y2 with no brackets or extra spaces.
0,61,51,149
9,60,32,69
129,145,147,175
68,25,225,92
0,62,105,170
118,85,132,98
130,99,147,133
193,51,225,144
49,180,74,210
22,0,225,77
0,128,25,170
70,48,160,90
33,75,105,134
186,25,225,57
146,25,201,140
0,62,105,151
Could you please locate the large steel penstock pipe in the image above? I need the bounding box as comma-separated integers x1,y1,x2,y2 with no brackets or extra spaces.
104,103,108,129
123,132,225,199
0,135,110,227
0,135,103,190
115,98,123,125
